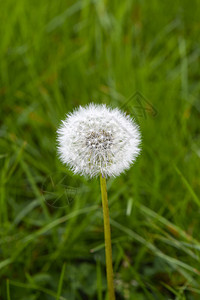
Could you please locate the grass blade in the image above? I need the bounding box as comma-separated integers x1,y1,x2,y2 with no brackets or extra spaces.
56,263,66,300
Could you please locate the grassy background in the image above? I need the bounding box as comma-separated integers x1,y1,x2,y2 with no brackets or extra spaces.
1,0,200,299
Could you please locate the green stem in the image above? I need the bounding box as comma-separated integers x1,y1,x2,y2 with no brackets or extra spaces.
100,174,116,300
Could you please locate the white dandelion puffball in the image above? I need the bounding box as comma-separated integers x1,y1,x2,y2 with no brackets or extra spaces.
57,103,141,178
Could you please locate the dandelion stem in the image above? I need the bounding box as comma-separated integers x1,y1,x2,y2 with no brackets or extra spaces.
100,174,116,300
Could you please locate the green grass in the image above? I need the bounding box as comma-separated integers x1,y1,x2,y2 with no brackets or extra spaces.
0,0,200,299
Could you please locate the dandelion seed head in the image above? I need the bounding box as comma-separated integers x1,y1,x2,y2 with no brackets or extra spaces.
57,103,141,178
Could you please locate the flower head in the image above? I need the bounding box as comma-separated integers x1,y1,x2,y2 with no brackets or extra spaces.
57,103,141,178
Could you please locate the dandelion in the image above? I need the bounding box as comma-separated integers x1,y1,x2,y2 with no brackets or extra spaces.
57,103,141,178
57,103,141,299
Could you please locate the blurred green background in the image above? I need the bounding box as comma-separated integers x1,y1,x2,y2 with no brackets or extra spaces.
1,0,200,299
